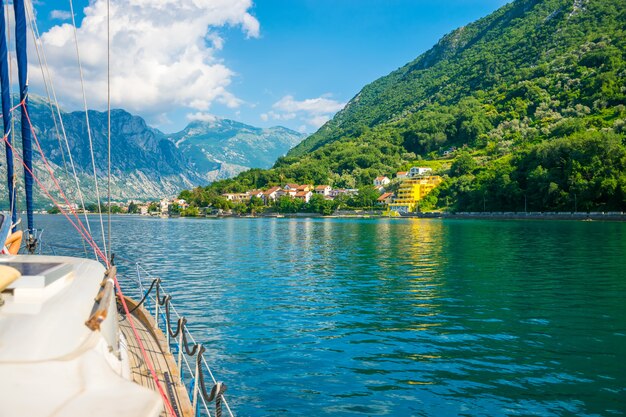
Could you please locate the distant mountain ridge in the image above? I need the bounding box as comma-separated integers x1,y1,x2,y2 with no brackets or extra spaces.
0,95,305,206
167,118,305,182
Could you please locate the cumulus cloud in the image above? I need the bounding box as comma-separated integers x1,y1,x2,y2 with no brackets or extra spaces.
265,94,345,129
50,10,72,20
31,0,259,121
187,112,219,123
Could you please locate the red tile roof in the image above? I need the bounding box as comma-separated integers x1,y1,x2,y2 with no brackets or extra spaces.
377,192,394,201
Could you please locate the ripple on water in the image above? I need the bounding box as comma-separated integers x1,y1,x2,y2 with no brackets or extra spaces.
34,215,626,416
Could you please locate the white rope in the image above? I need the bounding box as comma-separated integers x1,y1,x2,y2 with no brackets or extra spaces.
24,1,89,258
69,0,108,261
106,0,112,260
24,0,96,258
5,1,17,223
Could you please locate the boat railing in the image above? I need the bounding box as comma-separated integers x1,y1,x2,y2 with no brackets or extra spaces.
133,263,234,417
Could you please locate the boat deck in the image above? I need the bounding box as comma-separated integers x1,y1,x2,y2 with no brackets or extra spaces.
119,298,194,417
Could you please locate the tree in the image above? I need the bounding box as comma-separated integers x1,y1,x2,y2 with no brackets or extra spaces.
127,201,139,214
450,152,477,177
354,185,380,209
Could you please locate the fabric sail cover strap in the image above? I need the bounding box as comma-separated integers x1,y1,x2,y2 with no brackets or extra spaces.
14,0,34,235
0,3,16,232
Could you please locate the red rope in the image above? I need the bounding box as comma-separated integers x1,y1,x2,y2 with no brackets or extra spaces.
2,135,106,260
6,103,178,415
115,280,177,416
20,101,102,256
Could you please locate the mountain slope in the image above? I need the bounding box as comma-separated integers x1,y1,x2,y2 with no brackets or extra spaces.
288,0,625,157
193,0,626,211
168,119,305,182
0,96,200,204
0,96,305,205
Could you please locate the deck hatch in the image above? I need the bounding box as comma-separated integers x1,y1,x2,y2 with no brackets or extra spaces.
1,262,72,289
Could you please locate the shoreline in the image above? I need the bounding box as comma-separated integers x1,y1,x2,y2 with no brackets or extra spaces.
36,211,626,221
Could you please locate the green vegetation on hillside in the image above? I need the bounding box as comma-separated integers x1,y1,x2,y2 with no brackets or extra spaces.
181,0,626,212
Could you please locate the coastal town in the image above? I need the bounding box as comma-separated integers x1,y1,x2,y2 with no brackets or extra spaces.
50,167,443,217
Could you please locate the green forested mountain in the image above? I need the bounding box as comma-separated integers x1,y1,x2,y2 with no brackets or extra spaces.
187,0,626,212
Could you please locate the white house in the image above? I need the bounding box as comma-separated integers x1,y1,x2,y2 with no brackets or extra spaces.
315,185,331,196
159,198,170,213
396,171,408,179
263,186,281,203
295,191,313,203
409,167,433,177
373,176,390,186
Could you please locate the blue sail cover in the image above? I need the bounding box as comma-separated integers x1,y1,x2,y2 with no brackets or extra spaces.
0,2,16,231
14,0,33,233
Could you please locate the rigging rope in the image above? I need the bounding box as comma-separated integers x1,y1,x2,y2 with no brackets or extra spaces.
107,0,112,261
11,2,182,414
3,129,176,416
69,0,108,260
18,100,101,252
4,0,17,227
24,1,88,258
115,281,177,417
24,0,96,259
2,134,106,260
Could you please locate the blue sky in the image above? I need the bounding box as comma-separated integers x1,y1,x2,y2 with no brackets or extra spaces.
30,0,510,134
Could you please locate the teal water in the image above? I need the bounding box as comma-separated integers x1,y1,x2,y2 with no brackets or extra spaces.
35,215,626,416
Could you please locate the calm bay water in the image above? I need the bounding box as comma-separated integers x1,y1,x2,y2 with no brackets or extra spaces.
35,215,626,416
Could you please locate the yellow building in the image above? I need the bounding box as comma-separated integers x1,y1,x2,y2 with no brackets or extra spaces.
388,176,443,213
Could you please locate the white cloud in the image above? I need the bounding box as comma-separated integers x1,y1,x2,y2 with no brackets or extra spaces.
31,0,259,121
186,112,219,122
269,94,345,129
50,10,71,20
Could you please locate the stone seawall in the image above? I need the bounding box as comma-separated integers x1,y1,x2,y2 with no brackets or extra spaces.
403,212,626,221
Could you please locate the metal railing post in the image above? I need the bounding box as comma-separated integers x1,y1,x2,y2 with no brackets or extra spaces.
165,300,170,349
192,356,200,414
154,293,159,328
177,327,184,383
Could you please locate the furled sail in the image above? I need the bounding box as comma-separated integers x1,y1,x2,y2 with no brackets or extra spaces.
0,2,16,231
13,0,34,239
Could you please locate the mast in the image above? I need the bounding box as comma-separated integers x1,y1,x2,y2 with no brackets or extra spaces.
0,1,16,232
14,0,35,250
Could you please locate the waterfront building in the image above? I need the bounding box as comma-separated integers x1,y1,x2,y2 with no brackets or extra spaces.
248,190,264,199
373,176,390,186
263,186,281,203
315,185,331,196
222,193,250,203
295,191,313,203
388,176,443,213
159,198,170,213
296,184,313,192
408,167,433,177
377,192,394,205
